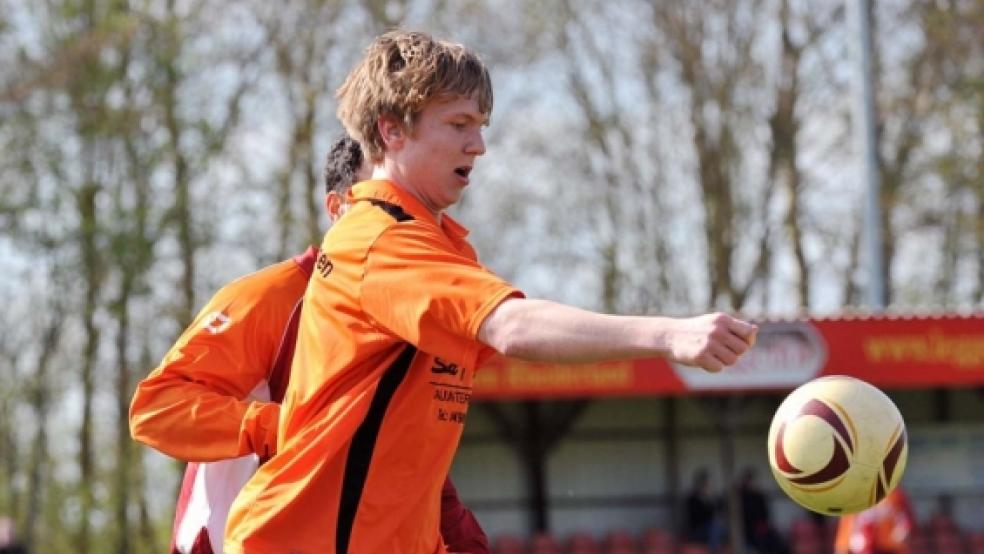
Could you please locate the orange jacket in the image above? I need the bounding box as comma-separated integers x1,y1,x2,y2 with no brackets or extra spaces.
132,243,492,554
130,256,306,462
225,180,522,554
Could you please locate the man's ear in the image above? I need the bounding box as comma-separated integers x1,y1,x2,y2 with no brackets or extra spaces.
377,116,405,151
325,191,343,221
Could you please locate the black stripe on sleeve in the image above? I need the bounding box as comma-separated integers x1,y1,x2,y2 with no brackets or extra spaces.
336,345,417,553
368,199,414,222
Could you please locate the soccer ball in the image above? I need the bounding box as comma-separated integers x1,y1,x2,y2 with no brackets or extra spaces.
767,375,908,516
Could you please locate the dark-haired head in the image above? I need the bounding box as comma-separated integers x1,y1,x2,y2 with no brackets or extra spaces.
323,135,367,195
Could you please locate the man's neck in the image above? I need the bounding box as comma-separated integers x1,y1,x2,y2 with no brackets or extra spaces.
371,165,443,223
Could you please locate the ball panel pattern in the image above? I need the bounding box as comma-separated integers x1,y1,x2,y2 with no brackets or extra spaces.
774,398,855,486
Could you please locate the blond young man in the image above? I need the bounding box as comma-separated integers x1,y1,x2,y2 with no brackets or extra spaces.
131,137,488,554
225,31,757,554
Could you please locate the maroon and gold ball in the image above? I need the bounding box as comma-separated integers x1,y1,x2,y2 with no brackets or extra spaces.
767,375,908,516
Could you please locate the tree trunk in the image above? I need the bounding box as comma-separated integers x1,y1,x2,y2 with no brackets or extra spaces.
78,178,102,554
163,0,196,327
771,0,810,309
300,94,320,249
843,224,863,306
0,347,22,522
135,342,162,550
24,318,62,551
113,278,134,554
977,194,984,304
276,164,295,260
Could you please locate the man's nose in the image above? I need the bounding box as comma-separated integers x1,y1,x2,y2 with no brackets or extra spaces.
465,129,485,156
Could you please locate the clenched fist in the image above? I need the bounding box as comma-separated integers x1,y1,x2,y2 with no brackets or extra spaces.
665,312,758,373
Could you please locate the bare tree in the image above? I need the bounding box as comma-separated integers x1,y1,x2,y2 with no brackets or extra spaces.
909,0,984,304
58,3,128,546
154,0,254,326
757,1,841,312
23,304,65,551
869,0,981,306
651,1,771,311
107,17,157,549
254,0,348,257
0,309,26,528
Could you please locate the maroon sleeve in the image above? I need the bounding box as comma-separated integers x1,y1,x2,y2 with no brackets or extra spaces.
440,477,490,554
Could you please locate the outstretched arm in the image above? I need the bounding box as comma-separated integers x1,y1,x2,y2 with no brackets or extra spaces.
478,298,757,373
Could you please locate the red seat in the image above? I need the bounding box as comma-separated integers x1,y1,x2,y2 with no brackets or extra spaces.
679,543,710,554
605,529,637,549
637,528,672,554
791,541,823,554
968,533,984,554
934,532,965,552
530,532,562,554
789,518,824,542
494,534,527,554
566,532,601,554
602,530,638,554
908,532,933,554
928,514,959,536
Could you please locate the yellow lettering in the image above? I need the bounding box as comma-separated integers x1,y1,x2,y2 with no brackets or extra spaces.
862,328,984,370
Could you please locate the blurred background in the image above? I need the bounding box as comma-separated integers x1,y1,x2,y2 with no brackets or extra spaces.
0,0,982,553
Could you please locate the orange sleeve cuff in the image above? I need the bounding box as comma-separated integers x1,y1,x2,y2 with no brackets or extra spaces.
241,401,280,460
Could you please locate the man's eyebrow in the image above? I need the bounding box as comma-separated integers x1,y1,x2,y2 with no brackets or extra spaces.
450,112,489,125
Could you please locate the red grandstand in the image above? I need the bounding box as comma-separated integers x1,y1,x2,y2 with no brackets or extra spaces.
464,312,984,554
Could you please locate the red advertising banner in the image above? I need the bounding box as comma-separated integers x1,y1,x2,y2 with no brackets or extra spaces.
472,313,984,399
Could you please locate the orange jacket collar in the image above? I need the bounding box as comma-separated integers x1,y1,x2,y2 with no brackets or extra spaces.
348,179,470,240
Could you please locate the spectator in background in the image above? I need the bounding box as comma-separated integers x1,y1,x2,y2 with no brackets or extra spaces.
834,487,915,554
739,467,790,554
682,468,725,552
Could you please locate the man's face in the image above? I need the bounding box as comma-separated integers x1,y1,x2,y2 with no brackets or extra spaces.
384,95,487,214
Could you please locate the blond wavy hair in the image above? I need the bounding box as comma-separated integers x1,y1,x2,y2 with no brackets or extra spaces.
336,30,493,163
